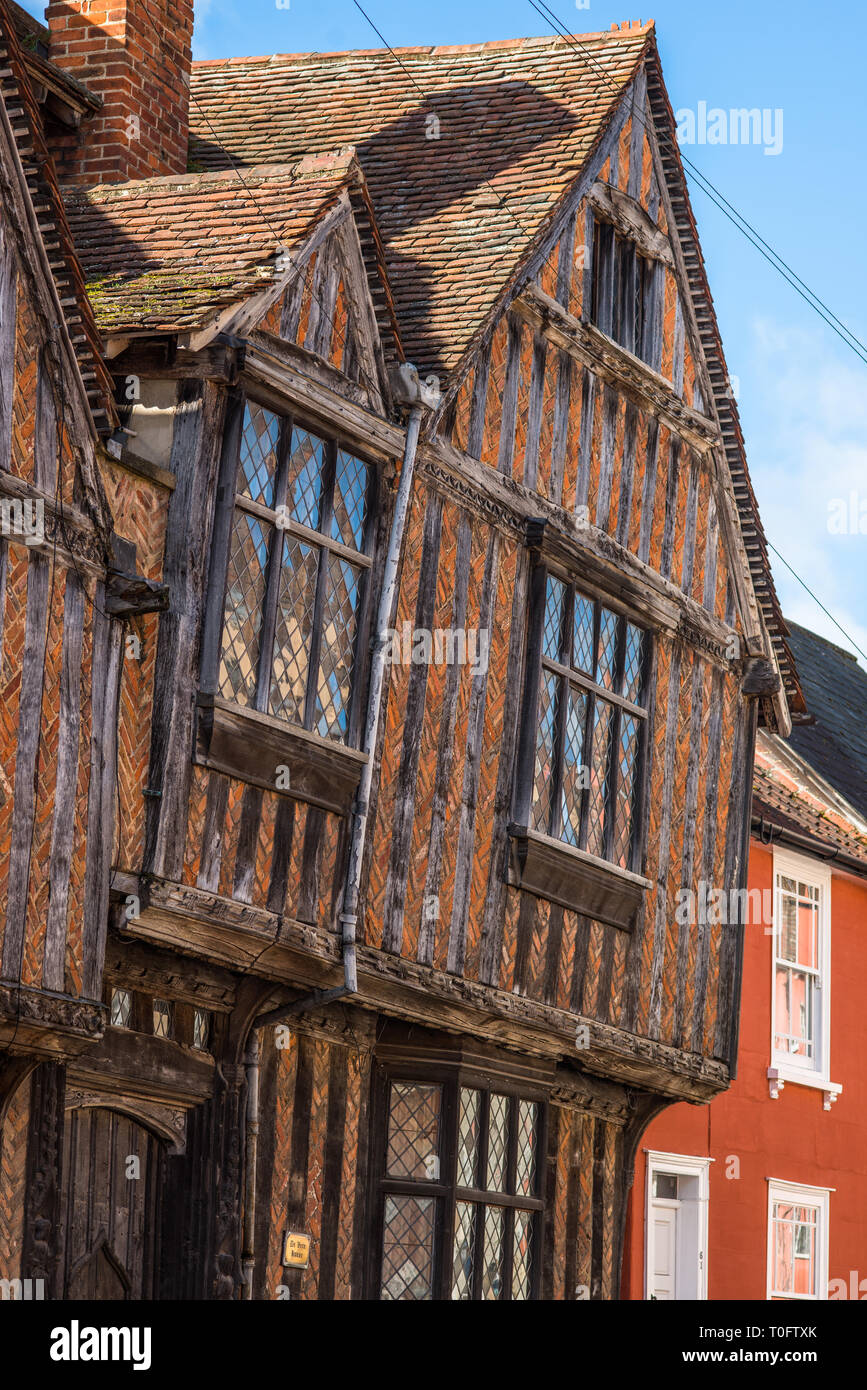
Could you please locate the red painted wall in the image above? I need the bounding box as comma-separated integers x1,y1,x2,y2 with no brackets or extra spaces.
622,840,867,1300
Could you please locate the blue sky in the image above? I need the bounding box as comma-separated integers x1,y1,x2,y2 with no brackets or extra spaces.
25,0,867,665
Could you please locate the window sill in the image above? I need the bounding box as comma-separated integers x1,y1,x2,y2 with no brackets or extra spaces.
507,825,650,930
195,693,366,815
767,1065,842,1110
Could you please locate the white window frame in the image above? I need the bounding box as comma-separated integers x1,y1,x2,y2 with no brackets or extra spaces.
766,1178,830,1301
768,847,841,1108
644,1150,711,1301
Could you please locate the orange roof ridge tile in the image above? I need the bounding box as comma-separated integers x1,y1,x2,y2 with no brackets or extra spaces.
191,27,653,69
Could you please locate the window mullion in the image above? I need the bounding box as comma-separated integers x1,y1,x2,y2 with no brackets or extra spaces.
438,1079,459,1302
473,1091,491,1302
301,545,327,732
252,420,293,713
251,523,283,714
318,435,339,537
603,620,629,862
502,1100,520,1300
579,600,601,851
201,390,246,695
549,587,574,839
550,673,569,840
300,438,338,731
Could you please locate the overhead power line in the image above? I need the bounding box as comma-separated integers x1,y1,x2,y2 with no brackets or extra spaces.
528,0,867,665
766,541,867,666
350,0,536,247
528,0,867,370
349,0,867,671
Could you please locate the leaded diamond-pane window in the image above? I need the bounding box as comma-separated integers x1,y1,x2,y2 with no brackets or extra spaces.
381,1196,435,1300
192,1008,210,1051
378,1075,545,1301
527,574,649,871
450,1087,542,1303
218,400,375,746
110,987,132,1029
152,998,173,1039
386,1082,441,1180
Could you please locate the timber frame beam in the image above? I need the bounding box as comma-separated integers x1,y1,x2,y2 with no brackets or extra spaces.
587,179,675,268
513,282,719,453
176,333,743,673
112,872,730,1103
158,329,746,680
424,436,741,668
0,981,104,1058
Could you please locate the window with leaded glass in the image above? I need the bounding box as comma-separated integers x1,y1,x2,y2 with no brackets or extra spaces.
110,987,132,1029
376,1074,545,1301
450,1088,541,1301
152,998,173,1039
217,399,375,745
522,571,648,871
192,1008,210,1051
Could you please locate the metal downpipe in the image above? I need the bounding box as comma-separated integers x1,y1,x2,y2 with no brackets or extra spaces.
251,389,430,1034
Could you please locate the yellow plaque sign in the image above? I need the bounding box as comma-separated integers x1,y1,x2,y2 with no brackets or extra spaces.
282,1232,311,1268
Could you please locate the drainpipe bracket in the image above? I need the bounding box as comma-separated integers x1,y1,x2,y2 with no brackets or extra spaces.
389,362,442,410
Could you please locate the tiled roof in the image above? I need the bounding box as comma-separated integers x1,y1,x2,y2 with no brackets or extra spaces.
0,0,116,434
189,28,652,378
64,153,371,335
187,26,804,723
781,622,867,822
753,735,867,870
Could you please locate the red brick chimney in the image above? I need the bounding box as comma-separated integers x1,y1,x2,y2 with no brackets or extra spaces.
45,0,193,184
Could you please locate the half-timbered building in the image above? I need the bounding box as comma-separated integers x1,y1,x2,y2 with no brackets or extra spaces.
0,0,135,1294
0,3,808,1300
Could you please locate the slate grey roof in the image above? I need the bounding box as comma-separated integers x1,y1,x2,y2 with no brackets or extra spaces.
784,620,867,822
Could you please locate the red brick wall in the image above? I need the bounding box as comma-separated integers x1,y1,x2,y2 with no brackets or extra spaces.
257,1027,370,1300
46,0,193,185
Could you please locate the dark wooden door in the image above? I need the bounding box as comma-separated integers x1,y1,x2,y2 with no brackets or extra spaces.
60,1107,165,1300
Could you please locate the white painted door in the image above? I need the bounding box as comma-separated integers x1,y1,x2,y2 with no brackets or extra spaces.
645,1155,710,1300
648,1200,679,1300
